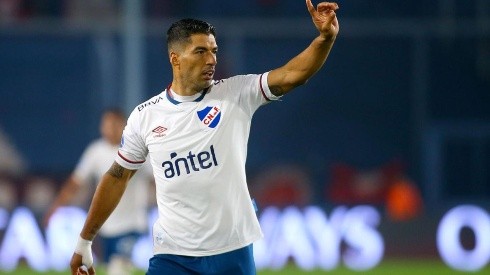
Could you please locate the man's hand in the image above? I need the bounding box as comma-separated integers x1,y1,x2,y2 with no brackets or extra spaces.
70,253,96,275
306,0,339,41
70,237,96,275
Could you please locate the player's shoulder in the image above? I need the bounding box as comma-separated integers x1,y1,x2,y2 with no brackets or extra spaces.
135,92,166,113
211,74,261,91
83,138,112,155
87,138,107,148
215,74,260,84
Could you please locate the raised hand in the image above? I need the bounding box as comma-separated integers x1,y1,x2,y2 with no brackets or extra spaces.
306,0,339,41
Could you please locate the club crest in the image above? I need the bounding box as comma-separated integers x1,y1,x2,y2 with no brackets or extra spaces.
197,106,221,128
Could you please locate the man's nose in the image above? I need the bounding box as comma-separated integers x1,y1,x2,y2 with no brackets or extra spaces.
206,52,217,65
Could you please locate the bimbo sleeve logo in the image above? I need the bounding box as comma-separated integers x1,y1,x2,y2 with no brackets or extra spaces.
197,106,221,128
161,145,218,178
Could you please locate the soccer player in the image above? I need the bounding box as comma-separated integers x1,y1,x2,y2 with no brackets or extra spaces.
71,1,339,274
44,108,153,275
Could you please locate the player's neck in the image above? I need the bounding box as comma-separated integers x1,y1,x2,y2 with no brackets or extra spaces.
170,81,202,97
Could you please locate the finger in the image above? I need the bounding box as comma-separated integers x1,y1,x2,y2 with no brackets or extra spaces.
88,266,96,275
306,0,316,16
324,11,337,26
317,2,339,12
77,266,90,275
70,254,83,275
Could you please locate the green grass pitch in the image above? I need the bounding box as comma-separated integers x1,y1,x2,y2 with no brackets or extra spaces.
7,259,490,275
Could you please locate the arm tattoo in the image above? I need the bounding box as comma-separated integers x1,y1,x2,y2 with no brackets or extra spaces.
269,85,285,96
107,162,125,178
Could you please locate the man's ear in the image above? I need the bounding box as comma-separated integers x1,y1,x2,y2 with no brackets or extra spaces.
170,52,180,66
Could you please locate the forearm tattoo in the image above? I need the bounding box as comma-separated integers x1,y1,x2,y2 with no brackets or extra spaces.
107,162,125,178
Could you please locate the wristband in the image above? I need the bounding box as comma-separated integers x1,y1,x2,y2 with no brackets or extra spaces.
74,236,94,268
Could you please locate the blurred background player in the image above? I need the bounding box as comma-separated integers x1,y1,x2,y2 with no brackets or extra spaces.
44,108,154,275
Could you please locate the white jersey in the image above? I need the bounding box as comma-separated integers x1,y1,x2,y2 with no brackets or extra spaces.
74,138,152,237
116,72,280,256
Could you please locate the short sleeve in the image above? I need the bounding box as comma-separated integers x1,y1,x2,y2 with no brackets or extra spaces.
116,108,148,170
233,71,282,117
259,71,282,102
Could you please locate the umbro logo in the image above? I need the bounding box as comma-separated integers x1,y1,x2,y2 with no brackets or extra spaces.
152,126,167,137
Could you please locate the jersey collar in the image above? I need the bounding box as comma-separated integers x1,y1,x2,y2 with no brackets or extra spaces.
165,84,209,105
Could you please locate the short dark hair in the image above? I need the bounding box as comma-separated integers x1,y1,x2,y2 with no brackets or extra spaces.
167,18,216,51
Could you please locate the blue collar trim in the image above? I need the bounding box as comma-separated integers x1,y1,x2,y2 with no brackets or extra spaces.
165,84,209,105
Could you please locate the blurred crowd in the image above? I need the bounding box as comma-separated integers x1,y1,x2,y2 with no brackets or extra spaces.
0,125,86,220
3,0,484,23
0,0,119,22
0,0,320,22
